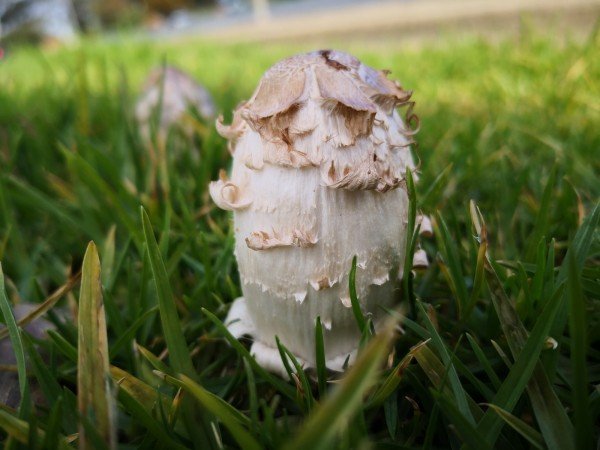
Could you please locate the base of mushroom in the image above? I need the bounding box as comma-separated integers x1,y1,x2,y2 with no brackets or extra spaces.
225,297,356,375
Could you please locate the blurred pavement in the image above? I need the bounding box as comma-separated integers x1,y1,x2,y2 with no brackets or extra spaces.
151,0,600,42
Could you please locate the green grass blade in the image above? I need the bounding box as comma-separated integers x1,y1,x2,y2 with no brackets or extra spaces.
275,336,297,383
22,333,62,408
111,366,188,450
276,337,314,411
465,333,502,389
434,212,469,318
411,342,483,420
201,307,296,400
48,329,78,362
383,392,398,439
466,227,487,318
242,359,260,439
527,376,574,442
368,340,424,407
284,317,398,450
451,353,496,401
420,163,453,208
0,225,10,261
434,392,492,450
566,250,593,450
141,207,195,377
0,262,28,413
62,146,143,250
552,202,600,334
109,306,158,358
484,404,545,449
157,372,261,450
0,409,71,450
27,408,38,449
530,238,547,303
77,241,116,450
402,167,418,318
349,256,367,332
116,387,188,450
101,225,117,288
525,165,556,262
42,397,64,450
135,342,173,375
423,403,440,450
314,316,327,398
5,176,85,235
110,366,169,412
417,301,474,424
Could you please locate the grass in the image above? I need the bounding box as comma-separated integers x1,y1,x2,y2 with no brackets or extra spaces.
0,26,599,449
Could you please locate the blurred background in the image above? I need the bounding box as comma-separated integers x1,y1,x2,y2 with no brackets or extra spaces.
1,0,599,47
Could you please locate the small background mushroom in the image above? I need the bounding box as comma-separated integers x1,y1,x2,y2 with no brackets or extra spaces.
135,65,215,141
135,65,216,192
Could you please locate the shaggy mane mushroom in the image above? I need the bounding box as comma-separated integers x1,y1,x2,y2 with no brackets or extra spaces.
210,50,429,373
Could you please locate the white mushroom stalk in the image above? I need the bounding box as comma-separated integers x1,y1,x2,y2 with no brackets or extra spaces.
210,50,428,373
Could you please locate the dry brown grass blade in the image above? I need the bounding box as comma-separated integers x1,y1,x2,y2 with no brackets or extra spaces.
0,272,81,341
77,242,116,450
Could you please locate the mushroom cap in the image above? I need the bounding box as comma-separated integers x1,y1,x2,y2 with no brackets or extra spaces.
247,50,412,119
216,49,417,192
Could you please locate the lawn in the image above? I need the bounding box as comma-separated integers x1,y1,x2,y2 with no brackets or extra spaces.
0,28,599,449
